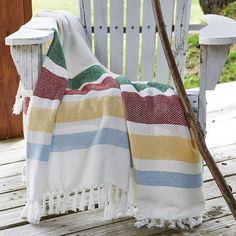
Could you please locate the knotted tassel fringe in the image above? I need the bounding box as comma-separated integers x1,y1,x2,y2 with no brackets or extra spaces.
21,184,128,225
134,216,202,230
20,184,202,231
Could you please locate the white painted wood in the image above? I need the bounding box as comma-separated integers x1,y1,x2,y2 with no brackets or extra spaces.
110,0,124,74
78,0,92,46
189,24,206,32
205,45,230,90
125,0,141,81
199,45,207,132
186,90,199,118
140,0,156,81
22,16,58,31
0,138,25,152
0,175,25,194
5,28,54,46
31,45,43,89
5,17,56,45
173,0,192,82
155,0,175,84
200,14,236,45
10,44,43,90
206,81,236,148
0,148,25,166
199,44,230,131
93,0,108,67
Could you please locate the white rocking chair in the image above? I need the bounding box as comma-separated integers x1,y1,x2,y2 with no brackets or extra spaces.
5,0,236,132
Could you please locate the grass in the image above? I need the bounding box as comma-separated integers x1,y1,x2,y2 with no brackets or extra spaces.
32,0,77,14
32,0,236,89
184,1,236,88
32,0,204,23
220,1,236,19
191,0,204,23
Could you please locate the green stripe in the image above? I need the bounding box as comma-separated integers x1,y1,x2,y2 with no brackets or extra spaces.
47,31,67,69
146,82,173,92
67,65,107,89
115,76,173,92
115,75,130,85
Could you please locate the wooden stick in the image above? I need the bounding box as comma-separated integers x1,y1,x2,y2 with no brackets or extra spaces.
151,0,236,220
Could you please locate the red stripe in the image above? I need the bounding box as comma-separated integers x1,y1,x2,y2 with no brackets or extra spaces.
122,92,188,126
65,76,119,95
23,97,30,115
33,67,67,100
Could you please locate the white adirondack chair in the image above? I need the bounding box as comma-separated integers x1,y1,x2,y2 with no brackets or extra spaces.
5,0,236,132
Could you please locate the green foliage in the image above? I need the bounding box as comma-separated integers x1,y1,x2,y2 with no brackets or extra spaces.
184,34,236,89
221,47,236,83
184,1,236,89
220,1,236,19
184,34,200,89
32,0,77,14
191,0,204,23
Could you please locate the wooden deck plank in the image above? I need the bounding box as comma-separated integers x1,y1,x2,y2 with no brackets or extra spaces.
68,215,236,236
204,175,236,200
0,143,235,234
0,165,235,216
66,215,236,236
0,156,235,229
4,192,231,236
0,190,26,212
206,112,236,149
199,217,236,236
0,207,23,230
0,209,130,236
0,188,234,234
0,161,24,179
0,175,25,194
203,158,236,181
206,84,236,149
211,143,236,159
0,138,25,153
0,148,25,166
0,172,234,214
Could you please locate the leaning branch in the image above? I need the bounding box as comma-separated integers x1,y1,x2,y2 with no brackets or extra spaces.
151,0,236,220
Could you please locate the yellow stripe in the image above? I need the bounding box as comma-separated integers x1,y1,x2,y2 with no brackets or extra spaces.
129,134,201,163
28,108,57,133
56,96,124,122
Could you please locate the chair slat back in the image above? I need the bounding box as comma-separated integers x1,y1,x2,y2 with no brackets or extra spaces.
110,0,124,74
78,0,191,83
125,0,141,81
173,0,192,83
94,0,108,67
79,0,92,45
155,0,175,84
140,0,156,81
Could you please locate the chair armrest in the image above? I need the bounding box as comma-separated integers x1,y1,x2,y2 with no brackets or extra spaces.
5,17,57,45
199,14,236,45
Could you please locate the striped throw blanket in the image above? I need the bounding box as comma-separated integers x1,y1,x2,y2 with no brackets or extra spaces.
20,11,205,230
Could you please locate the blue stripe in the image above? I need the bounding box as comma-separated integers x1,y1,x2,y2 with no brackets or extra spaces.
135,170,202,188
27,143,51,162
51,128,129,152
27,128,129,161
